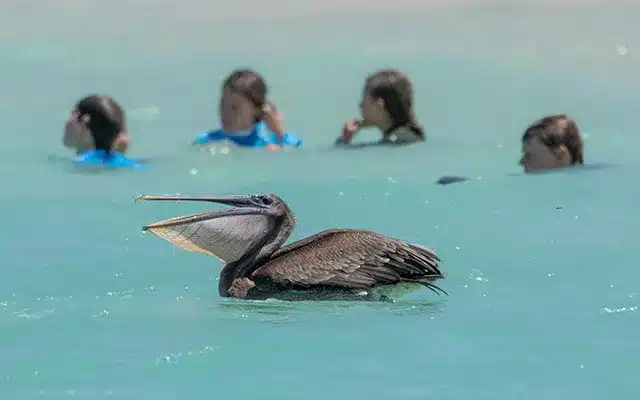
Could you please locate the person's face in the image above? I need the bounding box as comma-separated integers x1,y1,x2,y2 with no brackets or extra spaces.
219,88,258,132
519,137,571,173
360,89,388,127
64,109,94,152
66,109,89,130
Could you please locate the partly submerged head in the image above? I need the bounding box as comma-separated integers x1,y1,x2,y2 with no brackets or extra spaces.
219,69,269,132
65,95,126,154
136,193,290,263
519,114,584,173
360,69,425,140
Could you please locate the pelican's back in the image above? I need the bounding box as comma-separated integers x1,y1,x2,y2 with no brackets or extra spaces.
251,228,444,291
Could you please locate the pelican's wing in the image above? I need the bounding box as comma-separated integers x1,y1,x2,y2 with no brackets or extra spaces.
252,228,443,290
143,209,272,263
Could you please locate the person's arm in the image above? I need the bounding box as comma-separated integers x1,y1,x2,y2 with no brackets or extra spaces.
262,103,285,151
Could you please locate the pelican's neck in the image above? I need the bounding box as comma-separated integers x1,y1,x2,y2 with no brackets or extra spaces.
218,208,296,297
255,208,296,263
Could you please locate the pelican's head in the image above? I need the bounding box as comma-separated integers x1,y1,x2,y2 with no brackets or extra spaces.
135,193,289,263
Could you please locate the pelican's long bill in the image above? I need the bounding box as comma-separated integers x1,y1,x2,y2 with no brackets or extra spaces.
136,194,271,264
135,194,255,208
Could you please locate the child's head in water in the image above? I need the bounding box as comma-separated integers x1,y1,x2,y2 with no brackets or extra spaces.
217,70,285,149
64,95,129,154
219,69,269,132
340,69,425,144
519,114,584,173
362,69,420,131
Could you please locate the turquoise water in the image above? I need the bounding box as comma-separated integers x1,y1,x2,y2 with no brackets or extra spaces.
3,4,640,398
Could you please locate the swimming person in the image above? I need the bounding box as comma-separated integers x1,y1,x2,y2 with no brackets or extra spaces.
436,114,584,185
436,114,585,185
519,114,584,173
193,69,302,150
67,95,142,169
336,69,425,147
64,95,130,154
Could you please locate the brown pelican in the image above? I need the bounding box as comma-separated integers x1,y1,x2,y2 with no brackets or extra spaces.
136,193,446,302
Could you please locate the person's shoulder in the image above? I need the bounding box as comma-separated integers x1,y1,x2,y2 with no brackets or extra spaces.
384,126,423,144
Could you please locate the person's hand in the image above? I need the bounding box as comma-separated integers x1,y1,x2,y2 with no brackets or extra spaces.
265,144,282,151
338,119,361,144
112,133,130,153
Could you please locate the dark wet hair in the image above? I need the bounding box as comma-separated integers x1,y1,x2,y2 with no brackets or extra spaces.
365,69,425,139
73,95,125,153
522,114,584,164
222,69,269,121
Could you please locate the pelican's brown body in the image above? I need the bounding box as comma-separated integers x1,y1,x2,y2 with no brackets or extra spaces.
137,193,446,302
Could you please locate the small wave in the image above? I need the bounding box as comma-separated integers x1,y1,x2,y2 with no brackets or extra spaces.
0,295,74,323
155,344,219,365
603,305,638,314
213,296,446,324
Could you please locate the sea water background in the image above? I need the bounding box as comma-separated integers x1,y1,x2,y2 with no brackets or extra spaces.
1,1,640,398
